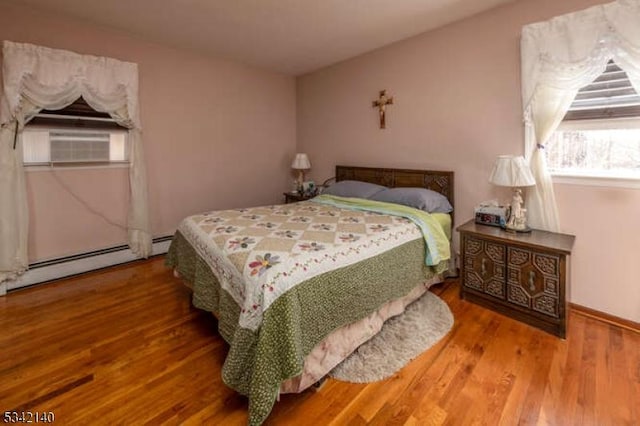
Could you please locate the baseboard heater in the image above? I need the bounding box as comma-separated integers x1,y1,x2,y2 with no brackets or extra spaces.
7,235,174,292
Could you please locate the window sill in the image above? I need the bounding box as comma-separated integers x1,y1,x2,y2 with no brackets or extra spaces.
24,163,130,172
551,173,640,189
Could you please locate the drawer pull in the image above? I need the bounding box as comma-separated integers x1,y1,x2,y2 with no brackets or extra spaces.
528,271,536,291
481,258,487,276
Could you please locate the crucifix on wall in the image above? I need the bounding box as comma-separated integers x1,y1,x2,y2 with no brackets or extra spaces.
372,89,393,129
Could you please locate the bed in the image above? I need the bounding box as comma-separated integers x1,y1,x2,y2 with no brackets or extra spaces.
166,165,454,425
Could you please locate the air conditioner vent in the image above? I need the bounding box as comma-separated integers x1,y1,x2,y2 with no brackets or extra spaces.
50,131,111,163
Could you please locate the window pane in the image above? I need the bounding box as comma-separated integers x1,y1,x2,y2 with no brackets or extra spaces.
22,129,50,164
109,132,127,161
546,127,640,178
551,61,640,180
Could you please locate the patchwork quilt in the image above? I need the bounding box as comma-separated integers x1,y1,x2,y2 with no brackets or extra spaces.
167,195,450,425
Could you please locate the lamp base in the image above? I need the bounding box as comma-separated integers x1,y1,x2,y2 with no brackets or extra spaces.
504,187,532,233
503,224,532,233
297,170,305,193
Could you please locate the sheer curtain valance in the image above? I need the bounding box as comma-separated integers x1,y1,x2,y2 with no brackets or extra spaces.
520,0,640,231
0,41,151,287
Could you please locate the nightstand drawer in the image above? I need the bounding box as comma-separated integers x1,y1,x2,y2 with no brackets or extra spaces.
507,247,561,318
463,236,506,299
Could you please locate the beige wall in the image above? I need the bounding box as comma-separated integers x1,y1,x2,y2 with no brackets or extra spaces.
297,0,640,322
0,2,297,261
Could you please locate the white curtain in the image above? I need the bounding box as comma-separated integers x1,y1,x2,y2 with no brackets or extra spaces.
0,41,151,286
520,0,640,232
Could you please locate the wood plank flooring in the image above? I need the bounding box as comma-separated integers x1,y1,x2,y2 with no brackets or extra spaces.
1,257,638,425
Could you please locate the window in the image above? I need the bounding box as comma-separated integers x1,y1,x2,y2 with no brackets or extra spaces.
22,97,128,167
545,61,640,181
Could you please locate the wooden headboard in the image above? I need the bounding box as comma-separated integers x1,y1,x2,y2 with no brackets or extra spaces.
335,165,455,217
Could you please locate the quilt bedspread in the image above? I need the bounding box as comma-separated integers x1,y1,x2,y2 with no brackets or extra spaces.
168,196,450,425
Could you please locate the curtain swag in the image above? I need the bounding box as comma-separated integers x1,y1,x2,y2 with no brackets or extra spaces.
520,0,640,232
0,41,152,286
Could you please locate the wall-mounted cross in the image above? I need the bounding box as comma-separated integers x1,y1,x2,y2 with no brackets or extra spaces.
372,89,393,129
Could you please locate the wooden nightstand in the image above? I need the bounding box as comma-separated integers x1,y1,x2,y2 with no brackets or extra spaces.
457,219,575,338
283,192,313,204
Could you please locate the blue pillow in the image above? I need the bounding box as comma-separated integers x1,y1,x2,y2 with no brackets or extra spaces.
370,187,453,213
322,180,387,199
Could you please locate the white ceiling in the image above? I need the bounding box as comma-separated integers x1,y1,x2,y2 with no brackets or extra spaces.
14,0,519,76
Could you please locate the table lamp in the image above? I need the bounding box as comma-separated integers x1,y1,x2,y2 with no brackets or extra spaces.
489,155,536,232
291,153,311,193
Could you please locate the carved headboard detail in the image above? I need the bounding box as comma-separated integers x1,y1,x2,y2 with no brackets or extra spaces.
335,165,455,220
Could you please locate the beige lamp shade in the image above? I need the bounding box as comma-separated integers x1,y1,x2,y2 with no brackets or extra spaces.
291,153,311,170
489,155,535,187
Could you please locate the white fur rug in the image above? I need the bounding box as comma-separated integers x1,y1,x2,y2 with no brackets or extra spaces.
329,291,453,383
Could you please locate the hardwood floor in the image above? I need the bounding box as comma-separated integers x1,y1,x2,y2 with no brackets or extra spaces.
1,257,638,425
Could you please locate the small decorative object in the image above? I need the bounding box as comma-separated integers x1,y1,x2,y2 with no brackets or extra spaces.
372,89,393,129
291,153,311,193
489,155,536,232
302,181,316,197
